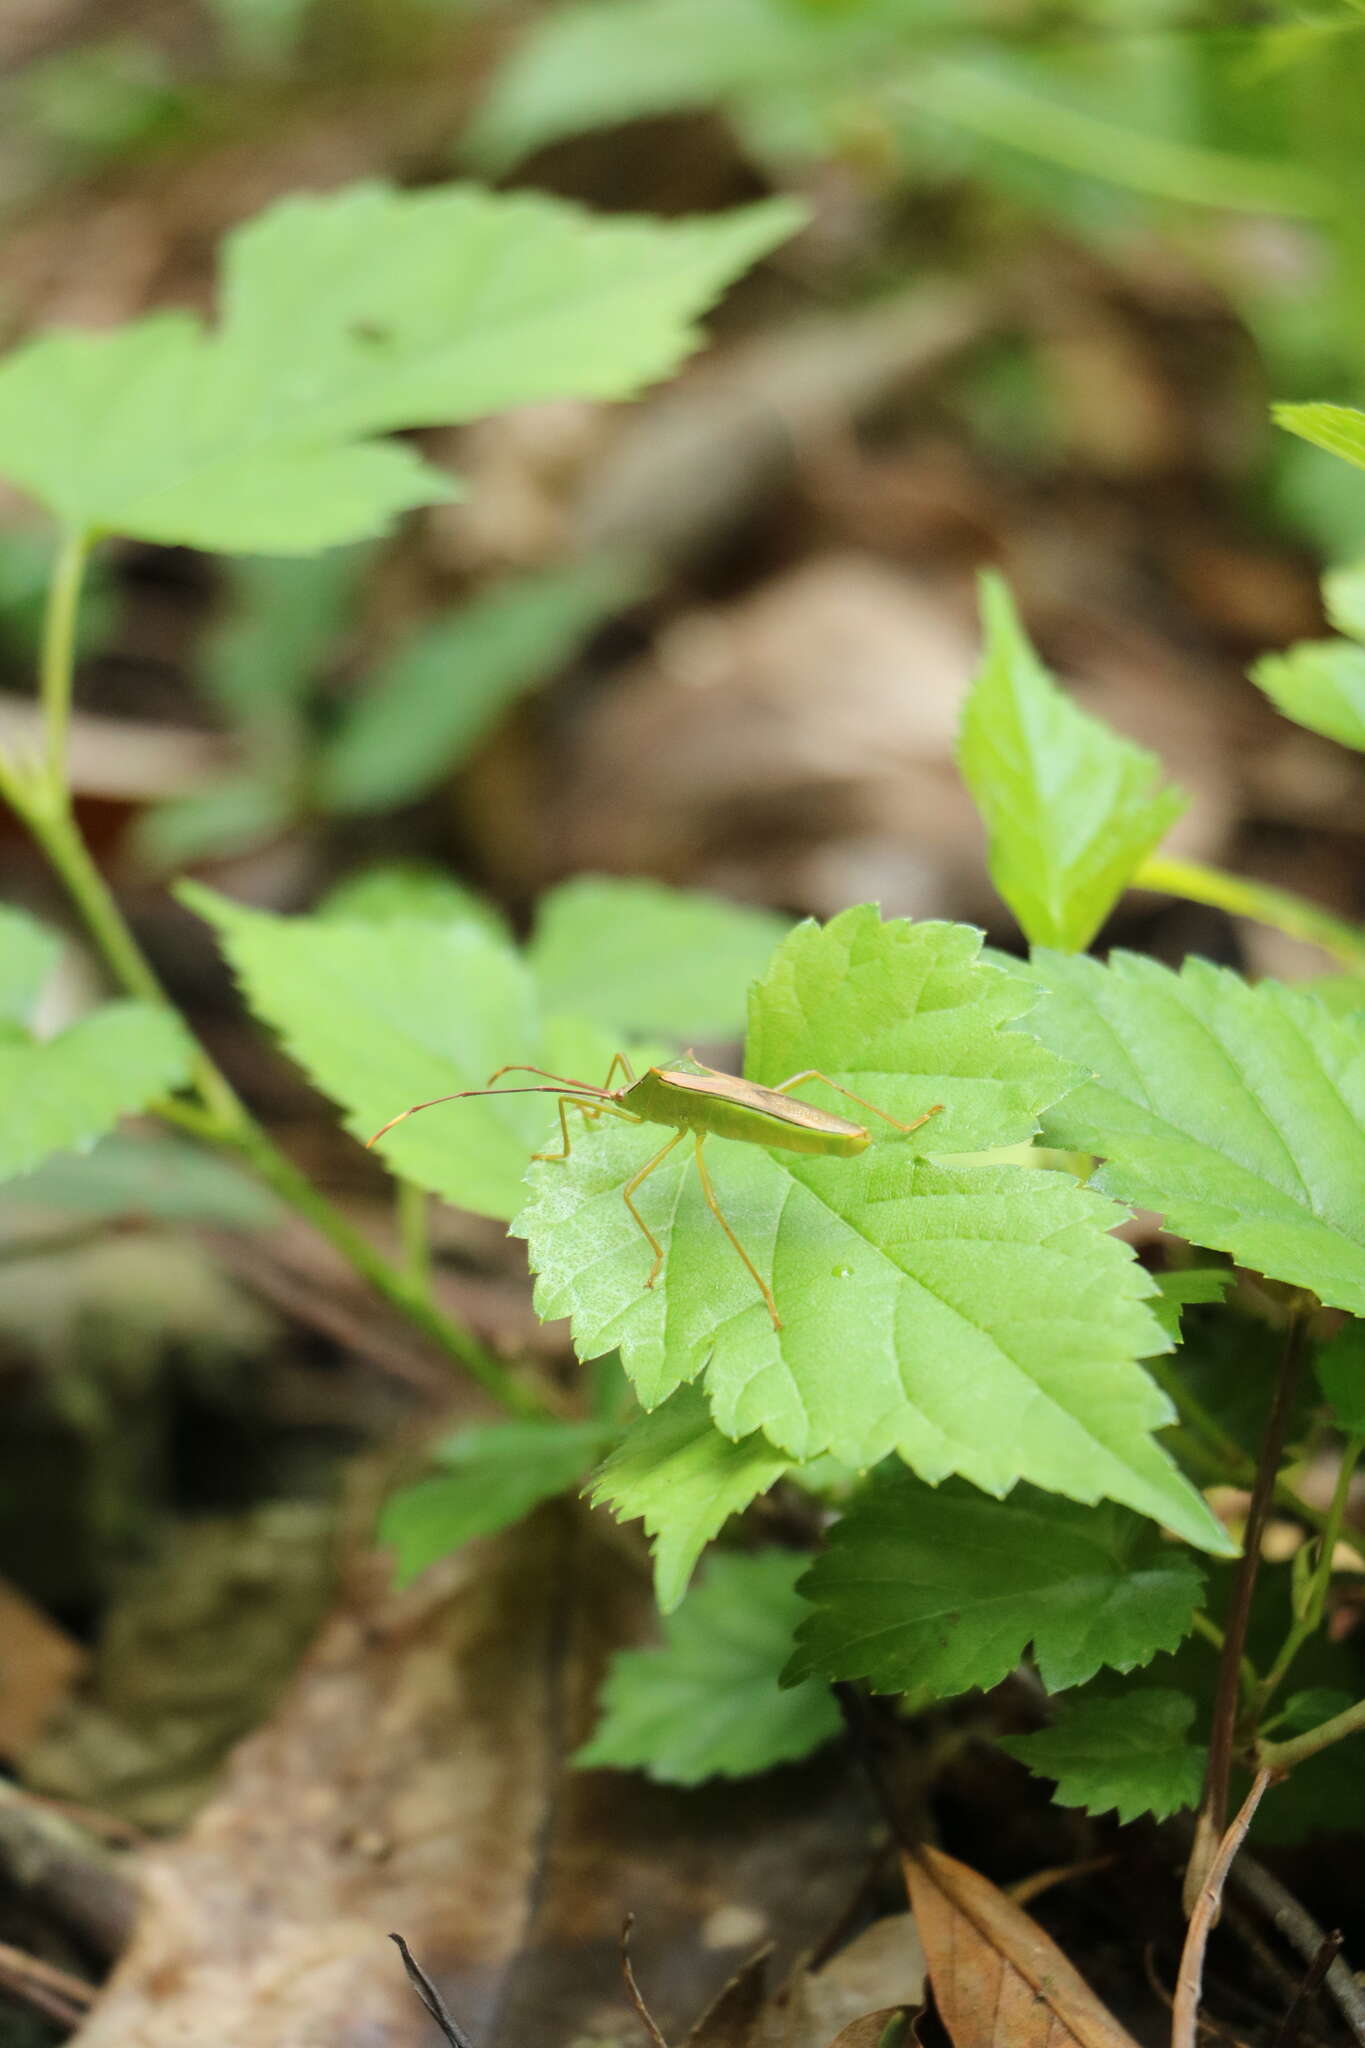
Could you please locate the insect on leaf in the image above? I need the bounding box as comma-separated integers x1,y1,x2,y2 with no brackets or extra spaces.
517,907,1232,1555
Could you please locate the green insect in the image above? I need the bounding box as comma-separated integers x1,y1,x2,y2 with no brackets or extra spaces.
370,1054,942,1331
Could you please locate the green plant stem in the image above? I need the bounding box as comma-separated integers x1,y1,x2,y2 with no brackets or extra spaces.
1135,854,1365,972
41,531,91,787
6,535,542,1421
397,1177,432,1291
1184,1303,1313,1917
1254,1434,1363,1720
1258,1693,1365,1772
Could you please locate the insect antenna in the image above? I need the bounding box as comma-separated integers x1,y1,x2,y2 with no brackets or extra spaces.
366,1082,615,1149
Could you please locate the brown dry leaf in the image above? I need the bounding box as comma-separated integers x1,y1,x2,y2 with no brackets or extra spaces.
683,1913,927,2048
67,1511,872,2047
0,1576,85,1757
902,1847,1141,2048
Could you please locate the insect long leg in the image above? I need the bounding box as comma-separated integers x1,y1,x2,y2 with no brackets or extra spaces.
532,1096,643,1164
770,1068,943,1135
601,1051,637,1090
620,1130,687,1289
692,1133,782,1332
486,1062,599,1090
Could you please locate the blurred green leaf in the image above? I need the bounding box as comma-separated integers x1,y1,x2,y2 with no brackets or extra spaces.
134,774,295,869
576,1549,841,1783
1276,400,1365,473
1316,1320,1365,1432
0,906,59,1024
528,876,788,1040
318,558,639,813
0,183,804,553
317,863,509,939
380,1417,613,1585
0,1003,193,1183
1252,638,1365,752
0,1130,280,1229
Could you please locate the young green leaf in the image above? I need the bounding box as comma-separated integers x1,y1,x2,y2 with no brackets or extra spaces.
588,1384,790,1611
1251,639,1365,752
958,574,1186,950
0,1002,192,1182
201,547,369,746
0,183,804,554
0,905,59,1023
517,908,1231,1554
787,1470,1205,1702
318,557,639,814
1275,401,1365,474
529,877,789,1040
1148,1266,1232,1346
180,881,619,1220
379,1417,613,1586
1017,951,1365,1316
576,1550,840,1784
998,1689,1205,1825
1323,561,1365,644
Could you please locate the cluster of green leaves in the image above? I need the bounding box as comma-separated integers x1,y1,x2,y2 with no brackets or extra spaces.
535,543,1364,1816
0,179,801,556
0,152,1362,1847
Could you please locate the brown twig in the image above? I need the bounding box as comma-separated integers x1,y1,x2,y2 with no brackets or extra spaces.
0,1938,93,2032
0,1781,136,1960
620,1915,670,2048
1185,1305,1312,1914
1174,1769,1275,2048
389,1933,477,2048
1274,1932,1344,2048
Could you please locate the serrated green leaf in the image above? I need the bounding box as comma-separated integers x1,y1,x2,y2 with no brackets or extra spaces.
1275,401,1365,474
1018,951,1365,1315
517,908,1231,1554
999,1689,1205,1824
0,1002,192,1182
0,183,804,553
1251,639,1365,752
588,1383,790,1611
1302,975,1365,1019
788,1470,1204,1702
576,1549,840,1783
0,906,59,1024
1149,1266,1232,1345
529,877,789,1040
379,1417,612,1585
958,574,1186,950
318,557,639,814
180,881,617,1220
1316,1322,1365,1432
316,863,509,939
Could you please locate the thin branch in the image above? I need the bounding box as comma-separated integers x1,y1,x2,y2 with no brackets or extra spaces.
621,1915,670,2048
389,1934,477,2048
1273,1931,1344,2048
1185,1304,1312,1913
1174,1769,1275,2048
